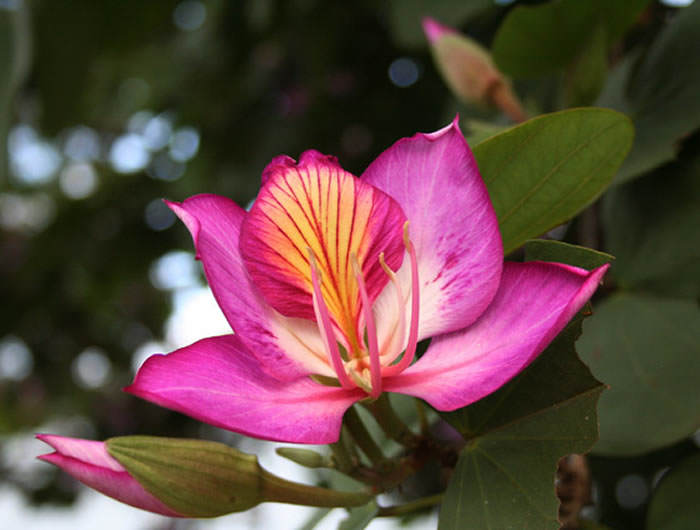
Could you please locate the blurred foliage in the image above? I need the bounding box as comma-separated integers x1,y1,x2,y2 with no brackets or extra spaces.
1,0,699,529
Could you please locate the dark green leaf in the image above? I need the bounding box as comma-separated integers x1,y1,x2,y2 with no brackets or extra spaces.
438,316,604,529
492,0,648,78
474,108,633,254
647,454,700,530
597,0,700,182
564,23,608,107
577,294,700,456
524,239,614,271
602,154,700,298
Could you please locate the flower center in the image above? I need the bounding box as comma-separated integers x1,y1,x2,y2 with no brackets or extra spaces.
308,222,420,397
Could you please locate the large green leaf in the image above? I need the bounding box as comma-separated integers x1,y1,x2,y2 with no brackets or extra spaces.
491,0,648,78
437,314,605,529
474,108,633,255
646,454,700,530
577,294,700,456
597,0,700,183
602,141,700,298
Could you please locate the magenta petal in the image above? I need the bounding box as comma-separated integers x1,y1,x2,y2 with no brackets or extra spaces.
166,194,315,380
384,261,609,411
36,435,180,517
362,118,503,340
126,334,364,444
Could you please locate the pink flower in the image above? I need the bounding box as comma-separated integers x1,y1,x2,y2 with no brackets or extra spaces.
126,118,608,444
36,435,182,516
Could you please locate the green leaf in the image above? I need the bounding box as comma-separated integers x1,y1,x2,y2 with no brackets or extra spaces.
577,294,700,456
647,454,700,530
438,315,604,529
339,500,379,530
524,239,614,271
107,436,266,517
597,0,700,183
491,0,648,78
602,152,700,298
474,108,633,254
387,0,493,48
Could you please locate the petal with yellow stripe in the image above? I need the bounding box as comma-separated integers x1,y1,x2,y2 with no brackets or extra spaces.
240,150,406,351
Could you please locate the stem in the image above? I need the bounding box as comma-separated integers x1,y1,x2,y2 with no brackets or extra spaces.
329,427,356,473
344,407,387,467
376,494,443,517
365,393,419,448
415,399,429,435
261,469,373,508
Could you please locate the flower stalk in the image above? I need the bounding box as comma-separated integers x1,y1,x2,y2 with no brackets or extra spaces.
344,406,387,467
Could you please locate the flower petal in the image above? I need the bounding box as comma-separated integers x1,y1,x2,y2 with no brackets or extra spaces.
36,435,180,517
167,194,334,380
362,118,503,341
240,150,406,349
125,334,364,444
384,261,609,410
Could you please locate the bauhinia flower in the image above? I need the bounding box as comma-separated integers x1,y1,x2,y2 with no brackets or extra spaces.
123,118,607,444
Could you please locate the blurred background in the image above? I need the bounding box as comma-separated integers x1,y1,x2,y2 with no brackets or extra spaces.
1,0,698,528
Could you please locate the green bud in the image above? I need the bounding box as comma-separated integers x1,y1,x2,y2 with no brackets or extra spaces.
107,436,265,517
107,436,374,517
276,447,328,468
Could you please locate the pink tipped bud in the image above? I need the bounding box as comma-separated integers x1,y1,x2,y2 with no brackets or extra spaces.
422,17,455,44
422,17,527,123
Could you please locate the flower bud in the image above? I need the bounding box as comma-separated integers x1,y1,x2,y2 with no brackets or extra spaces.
106,436,265,517
107,436,373,516
423,17,526,122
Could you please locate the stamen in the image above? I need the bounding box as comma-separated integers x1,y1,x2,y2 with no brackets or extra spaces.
308,249,354,389
351,252,381,398
378,252,406,362
384,222,420,376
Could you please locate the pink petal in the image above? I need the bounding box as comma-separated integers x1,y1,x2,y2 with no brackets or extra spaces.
240,150,406,347
384,261,609,410
36,435,180,517
167,194,333,380
362,118,503,340
126,334,364,444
